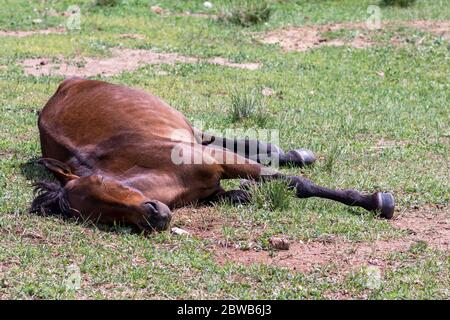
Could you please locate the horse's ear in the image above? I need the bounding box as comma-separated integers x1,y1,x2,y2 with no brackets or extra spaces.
37,158,79,184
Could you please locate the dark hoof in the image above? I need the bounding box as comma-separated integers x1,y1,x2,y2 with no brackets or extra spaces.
286,149,316,166
374,192,395,219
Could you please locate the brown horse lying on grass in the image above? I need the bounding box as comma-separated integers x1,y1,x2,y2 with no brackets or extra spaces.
31,78,395,231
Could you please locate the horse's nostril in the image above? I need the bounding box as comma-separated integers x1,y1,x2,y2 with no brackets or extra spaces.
144,201,158,213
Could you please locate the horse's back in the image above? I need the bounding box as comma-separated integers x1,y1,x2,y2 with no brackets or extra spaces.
40,78,193,143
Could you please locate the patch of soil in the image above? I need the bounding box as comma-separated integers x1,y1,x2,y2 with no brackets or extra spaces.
21,47,261,77
0,28,149,42
0,27,66,37
173,206,224,238
206,56,260,70
226,207,447,273
369,138,410,153
117,33,146,40
175,205,448,273
260,20,450,52
260,23,372,52
406,20,450,40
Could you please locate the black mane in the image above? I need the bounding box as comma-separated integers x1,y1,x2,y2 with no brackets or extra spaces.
30,181,72,217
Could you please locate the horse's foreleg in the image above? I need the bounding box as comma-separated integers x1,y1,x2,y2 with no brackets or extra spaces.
218,156,395,219
205,189,251,205
283,175,395,219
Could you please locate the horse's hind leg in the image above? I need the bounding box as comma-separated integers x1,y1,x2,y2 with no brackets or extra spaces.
195,129,316,167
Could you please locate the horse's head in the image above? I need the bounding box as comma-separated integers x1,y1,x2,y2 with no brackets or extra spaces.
31,158,172,231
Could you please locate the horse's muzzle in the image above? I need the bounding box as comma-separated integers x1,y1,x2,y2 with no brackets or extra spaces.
143,200,172,231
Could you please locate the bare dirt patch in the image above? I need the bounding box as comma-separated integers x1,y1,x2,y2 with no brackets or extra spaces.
21,47,261,77
174,205,449,273
406,20,450,40
261,23,372,52
0,28,149,42
369,138,410,154
0,27,66,37
260,20,450,52
173,206,224,238
117,33,146,40
217,210,448,273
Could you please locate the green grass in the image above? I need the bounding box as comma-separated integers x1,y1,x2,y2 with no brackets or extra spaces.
218,0,274,27
341,245,449,299
96,0,122,7
250,180,294,211
228,88,269,126
381,0,417,8
0,0,449,299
